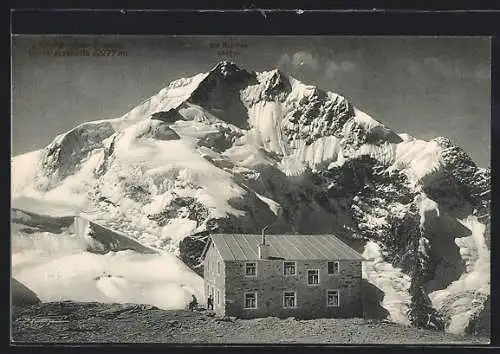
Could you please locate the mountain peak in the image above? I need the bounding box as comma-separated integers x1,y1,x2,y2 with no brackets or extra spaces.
210,61,247,78
266,67,287,80
212,60,237,68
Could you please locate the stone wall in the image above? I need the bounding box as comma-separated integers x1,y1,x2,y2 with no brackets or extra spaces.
203,244,226,315
224,259,362,319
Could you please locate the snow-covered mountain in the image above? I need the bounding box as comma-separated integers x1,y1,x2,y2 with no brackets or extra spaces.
11,61,490,336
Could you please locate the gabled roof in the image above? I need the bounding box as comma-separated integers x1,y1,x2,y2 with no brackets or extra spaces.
204,234,365,261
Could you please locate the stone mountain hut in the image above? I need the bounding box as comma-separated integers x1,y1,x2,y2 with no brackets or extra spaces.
200,230,365,319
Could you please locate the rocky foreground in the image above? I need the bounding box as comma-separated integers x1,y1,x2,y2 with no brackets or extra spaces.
11,301,489,345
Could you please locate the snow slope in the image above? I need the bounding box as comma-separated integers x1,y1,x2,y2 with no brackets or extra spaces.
362,241,412,325
14,250,203,310
11,208,203,310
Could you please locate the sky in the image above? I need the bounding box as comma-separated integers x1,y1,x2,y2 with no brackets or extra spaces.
11,36,491,167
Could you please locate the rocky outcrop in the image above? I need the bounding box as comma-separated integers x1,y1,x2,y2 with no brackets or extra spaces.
12,278,41,306
197,124,243,153
178,235,207,277
73,216,158,254
150,108,185,124
282,89,355,145
465,295,490,337
140,120,180,141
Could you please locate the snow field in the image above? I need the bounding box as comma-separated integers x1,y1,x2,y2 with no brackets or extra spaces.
12,222,204,311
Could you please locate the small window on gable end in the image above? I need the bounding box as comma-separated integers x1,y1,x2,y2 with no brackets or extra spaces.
217,261,221,274
245,262,257,276
328,261,340,275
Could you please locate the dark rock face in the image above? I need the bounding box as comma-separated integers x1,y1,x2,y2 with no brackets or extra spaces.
147,197,209,228
282,90,356,145
423,214,469,293
11,209,75,234
145,124,180,141
123,183,153,204
188,61,257,129
465,295,490,337
433,137,490,217
12,278,41,306
361,280,390,320
197,125,243,153
74,217,158,255
365,125,403,145
94,134,118,177
178,237,206,277
151,108,184,124
423,173,473,219
198,132,233,153
482,217,490,249
407,260,445,331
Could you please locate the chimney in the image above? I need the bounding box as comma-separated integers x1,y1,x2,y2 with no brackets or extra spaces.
258,225,270,259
